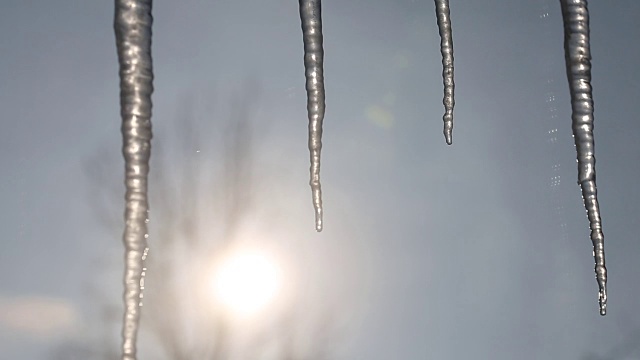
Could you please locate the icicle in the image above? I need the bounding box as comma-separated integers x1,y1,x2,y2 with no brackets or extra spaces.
560,0,607,316
299,0,325,232
114,0,154,358
434,0,455,145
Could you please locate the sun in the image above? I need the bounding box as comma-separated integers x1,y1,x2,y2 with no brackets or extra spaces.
210,249,281,317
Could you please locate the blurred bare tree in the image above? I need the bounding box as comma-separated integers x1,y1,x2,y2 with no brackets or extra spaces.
54,79,337,360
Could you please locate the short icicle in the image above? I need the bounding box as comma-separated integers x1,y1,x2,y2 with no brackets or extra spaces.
114,0,154,358
560,0,607,316
299,0,326,231
434,0,455,145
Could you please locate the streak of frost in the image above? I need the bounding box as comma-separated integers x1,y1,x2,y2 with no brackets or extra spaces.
299,0,326,231
434,0,455,145
114,0,154,358
560,0,607,315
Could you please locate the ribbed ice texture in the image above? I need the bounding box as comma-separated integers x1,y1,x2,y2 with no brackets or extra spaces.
299,0,325,232
114,0,154,358
560,0,607,316
434,0,455,145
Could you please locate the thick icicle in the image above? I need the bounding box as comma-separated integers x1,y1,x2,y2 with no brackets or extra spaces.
560,0,607,316
434,0,455,145
114,0,154,358
299,0,325,232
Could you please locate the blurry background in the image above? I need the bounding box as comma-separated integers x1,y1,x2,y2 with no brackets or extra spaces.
1,0,640,359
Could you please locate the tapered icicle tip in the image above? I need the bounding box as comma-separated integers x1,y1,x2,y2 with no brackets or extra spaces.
435,0,455,146
115,0,154,358
315,209,323,232
599,288,607,316
444,125,452,145
311,169,324,233
561,0,608,316
299,0,326,232
597,263,607,315
311,166,323,232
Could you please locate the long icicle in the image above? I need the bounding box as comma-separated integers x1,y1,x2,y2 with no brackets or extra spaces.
434,0,455,145
114,0,154,358
560,0,607,316
299,0,325,231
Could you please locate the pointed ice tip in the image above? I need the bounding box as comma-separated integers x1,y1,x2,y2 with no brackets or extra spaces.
444,132,452,145
599,289,607,316
315,213,323,232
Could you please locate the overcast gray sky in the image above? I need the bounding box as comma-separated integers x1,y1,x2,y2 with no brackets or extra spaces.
1,1,640,359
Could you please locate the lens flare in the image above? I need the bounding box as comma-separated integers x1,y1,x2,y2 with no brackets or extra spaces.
210,251,281,317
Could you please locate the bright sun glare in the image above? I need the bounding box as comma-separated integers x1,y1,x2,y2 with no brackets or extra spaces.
210,250,281,317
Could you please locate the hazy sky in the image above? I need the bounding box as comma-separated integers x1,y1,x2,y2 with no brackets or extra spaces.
1,1,640,359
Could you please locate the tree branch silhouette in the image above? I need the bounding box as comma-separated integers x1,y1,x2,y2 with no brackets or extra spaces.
67,79,336,360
